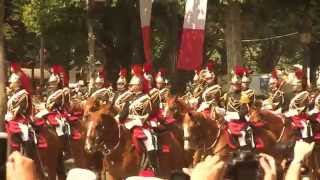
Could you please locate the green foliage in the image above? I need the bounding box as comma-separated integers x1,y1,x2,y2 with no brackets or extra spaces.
4,0,320,77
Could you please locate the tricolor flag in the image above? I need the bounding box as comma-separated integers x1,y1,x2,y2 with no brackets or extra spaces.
139,0,153,64
177,0,208,70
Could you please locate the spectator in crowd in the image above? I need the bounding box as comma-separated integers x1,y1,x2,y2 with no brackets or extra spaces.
285,141,315,180
5,140,316,180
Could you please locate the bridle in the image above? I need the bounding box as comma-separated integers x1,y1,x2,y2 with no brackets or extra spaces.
94,122,123,156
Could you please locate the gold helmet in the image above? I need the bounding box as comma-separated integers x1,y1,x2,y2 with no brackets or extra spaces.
241,72,251,84
129,64,143,86
8,73,22,90
155,71,165,84
193,70,200,82
291,65,304,87
117,68,127,86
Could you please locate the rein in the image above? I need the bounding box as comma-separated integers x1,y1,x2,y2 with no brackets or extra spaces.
203,127,221,152
97,124,122,156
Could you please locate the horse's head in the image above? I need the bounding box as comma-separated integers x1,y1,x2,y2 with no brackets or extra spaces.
182,111,219,150
83,96,116,117
83,103,117,154
248,100,264,123
166,95,191,122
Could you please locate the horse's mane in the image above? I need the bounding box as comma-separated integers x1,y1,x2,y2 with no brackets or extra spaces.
189,111,218,129
252,109,284,124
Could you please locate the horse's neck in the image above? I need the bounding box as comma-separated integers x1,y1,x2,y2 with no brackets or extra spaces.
213,130,230,156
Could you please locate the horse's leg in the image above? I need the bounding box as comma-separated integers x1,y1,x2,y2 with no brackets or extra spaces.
56,151,67,180
311,146,320,178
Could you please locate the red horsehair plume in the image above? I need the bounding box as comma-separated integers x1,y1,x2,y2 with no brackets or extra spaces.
143,63,152,73
10,63,32,94
10,62,22,73
131,64,143,76
51,64,69,87
295,68,304,80
158,68,166,76
234,65,245,76
119,68,127,77
271,69,278,79
207,61,215,71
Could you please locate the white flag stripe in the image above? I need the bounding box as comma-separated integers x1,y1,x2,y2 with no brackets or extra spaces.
140,0,153,27
183,0,208,30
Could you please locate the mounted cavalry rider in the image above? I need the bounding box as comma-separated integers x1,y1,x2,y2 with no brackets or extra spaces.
90,68,114,104
148,69,173,126
223,66,257,149
241,67,255,106
284,66,314,140
196,63,222,120
118,64,159,174
112,67,128,106
306,71,320,141
5,63,35,151
186,63,215,109
262,69,285,113
143,63,154,93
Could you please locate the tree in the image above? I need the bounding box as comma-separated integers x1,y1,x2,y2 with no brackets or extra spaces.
0,0,7,131
223,0,243,74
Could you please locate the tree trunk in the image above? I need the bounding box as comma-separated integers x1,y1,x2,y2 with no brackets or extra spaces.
39,36,44,88
87,0,96,79
0,0,7,131
224,1,242,73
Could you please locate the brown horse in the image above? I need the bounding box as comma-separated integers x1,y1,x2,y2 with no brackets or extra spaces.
31,97,97,180
249,107,320,178
182,111,279,165
83,103,185,179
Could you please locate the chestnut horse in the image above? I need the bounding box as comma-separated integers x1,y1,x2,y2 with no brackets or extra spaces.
83,103,185,179
31,98,97,180
182,111,279,165
249,107,320,177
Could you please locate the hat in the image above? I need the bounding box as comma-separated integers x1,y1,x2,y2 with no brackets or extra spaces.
143,63,153,74
117,68,128,85
129,65,143,86
9,63,32,94
95,68,106,84
231,65,245,84
241,67,251,84
292,66,304,86
269,69,280,85
206,61,215,71
155,69,166,84
50,64,69,87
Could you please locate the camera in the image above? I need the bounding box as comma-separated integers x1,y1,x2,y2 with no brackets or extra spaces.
225,150,262,180
0,132,8,180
